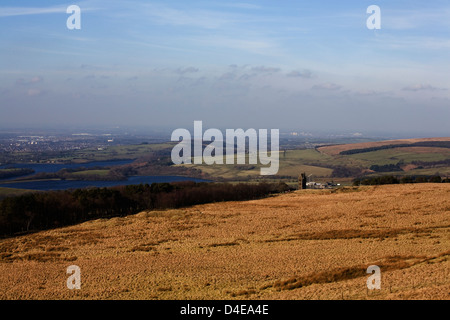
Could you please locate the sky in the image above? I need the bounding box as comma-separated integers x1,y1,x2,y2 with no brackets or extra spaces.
0,0,449,136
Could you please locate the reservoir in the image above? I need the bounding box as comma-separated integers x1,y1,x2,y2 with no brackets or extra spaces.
0,160,209,191
0,175,209,191
0,160,134,175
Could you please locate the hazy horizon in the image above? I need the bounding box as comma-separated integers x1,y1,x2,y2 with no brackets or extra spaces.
1,1,450,137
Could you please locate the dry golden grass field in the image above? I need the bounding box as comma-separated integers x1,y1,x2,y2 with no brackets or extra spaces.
317,137,450,156
0,183,449,300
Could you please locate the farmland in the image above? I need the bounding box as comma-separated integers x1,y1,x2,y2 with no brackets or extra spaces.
45,143,175,164
179,137,450,186
2,135,450,187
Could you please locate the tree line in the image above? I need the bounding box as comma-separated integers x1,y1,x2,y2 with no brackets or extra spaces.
353,175,448,186
0,181,291,237
369,163,402,172
0,168,35,179
340,141,450,155
411,159,450,167
29,167,127,182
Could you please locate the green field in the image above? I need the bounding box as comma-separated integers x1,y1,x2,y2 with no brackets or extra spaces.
347,148,450,166
364,167,450,177
277,149,334,177
178,144,450,183
45,143,175,163
70,170,110,177
0,187,34,199
179,149,336,182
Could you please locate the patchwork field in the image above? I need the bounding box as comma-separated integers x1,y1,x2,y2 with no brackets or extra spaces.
47,143,175,164
0,183,448,300
178,137,450,184
317,137,450,156
347,147,450,166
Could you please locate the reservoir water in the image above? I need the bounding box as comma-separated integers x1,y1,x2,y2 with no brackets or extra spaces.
0,160,134,175
0,160,209,191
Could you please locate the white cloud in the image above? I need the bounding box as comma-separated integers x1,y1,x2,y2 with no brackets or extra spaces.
286,70,312,79
384,7,450,30
191,36,276,55
218,72,236,81
0,4,99,18
0,6,66,17
402,84,447,92
220,3,262,10
15,76,43,86
250,66,280,74
312,83,341,91
175,67,200,75
142,3,234,29
27,89,42,96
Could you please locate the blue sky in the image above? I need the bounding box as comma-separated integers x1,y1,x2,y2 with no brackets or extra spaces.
1,0,449,136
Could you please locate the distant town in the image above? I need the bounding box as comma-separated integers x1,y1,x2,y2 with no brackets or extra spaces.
0,133,117,153
0,128,379,165
0,128,170,165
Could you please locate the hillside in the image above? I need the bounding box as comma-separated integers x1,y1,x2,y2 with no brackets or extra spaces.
177,137,450,185
317,137,450,156
0,183,448,300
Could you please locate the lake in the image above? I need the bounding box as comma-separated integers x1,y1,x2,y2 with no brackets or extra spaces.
0,160,209,191
0,175,210,191
0,159,134,176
